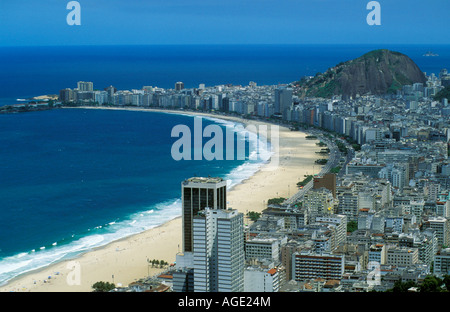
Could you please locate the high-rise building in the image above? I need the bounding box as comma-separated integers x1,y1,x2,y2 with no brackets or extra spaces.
292,251,344,281
244,236,285,263
59,88,75,103
336,187,359,221
303,187,335,221
434,248,450,276
175,81,185,91
105,85,116,104
77,81,94,92
315,214,348,250
399,229,437,267
386,247,419,267
193,208,244,292
172,267,194,292
274,87,293,119
368,244,386,269
423,217,450,247
94,91,108,105
181,177,227,253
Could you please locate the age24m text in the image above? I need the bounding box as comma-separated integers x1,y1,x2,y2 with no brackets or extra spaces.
178,296,271,309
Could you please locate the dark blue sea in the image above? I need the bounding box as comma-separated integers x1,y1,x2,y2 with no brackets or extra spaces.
0,44,448,285
0,44,449,106
0,107,269,285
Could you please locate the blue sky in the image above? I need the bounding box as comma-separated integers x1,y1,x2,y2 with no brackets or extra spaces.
0,0,449,46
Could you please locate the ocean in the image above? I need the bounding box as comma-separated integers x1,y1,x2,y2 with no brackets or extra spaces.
0,108,270,285
0,44,449,285
0,44,449,106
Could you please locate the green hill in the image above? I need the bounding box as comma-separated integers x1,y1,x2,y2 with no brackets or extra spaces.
295,49,427,99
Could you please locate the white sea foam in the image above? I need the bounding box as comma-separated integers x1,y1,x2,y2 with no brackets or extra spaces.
0,114,271,287
222,120,273,189
0,198,183,286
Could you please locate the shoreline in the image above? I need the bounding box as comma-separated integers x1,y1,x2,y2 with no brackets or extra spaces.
0,107,324,292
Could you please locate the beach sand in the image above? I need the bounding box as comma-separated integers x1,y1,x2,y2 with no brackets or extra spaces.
0,108,324,292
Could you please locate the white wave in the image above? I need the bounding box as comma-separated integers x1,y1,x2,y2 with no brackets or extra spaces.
224,121,274,190
0,258,33,276
0,115,271,287
0,198,182,286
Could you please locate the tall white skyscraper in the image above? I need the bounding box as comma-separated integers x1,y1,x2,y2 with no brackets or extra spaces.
193,208,245,292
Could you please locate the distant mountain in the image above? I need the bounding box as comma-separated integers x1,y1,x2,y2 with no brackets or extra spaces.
294,49,427,98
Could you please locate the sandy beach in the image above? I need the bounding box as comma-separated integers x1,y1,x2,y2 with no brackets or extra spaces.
0,107,324,292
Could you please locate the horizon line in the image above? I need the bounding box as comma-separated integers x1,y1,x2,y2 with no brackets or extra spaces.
1,43,450,48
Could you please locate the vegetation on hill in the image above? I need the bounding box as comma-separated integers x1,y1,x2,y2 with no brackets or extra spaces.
434,85,450,102
295,49,427,99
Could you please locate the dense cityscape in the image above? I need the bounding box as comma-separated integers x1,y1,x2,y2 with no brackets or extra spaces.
4,65,450,293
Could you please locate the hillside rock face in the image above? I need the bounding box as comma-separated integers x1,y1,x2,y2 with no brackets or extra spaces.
296,49,427,98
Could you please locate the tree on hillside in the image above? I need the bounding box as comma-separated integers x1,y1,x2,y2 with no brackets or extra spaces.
420,275,444,292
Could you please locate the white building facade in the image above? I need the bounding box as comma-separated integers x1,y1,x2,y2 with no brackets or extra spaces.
193,208,245,292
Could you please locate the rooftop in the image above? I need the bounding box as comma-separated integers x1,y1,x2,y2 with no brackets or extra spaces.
184,177,224,184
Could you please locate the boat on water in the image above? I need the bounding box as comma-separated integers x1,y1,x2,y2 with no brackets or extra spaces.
423,51,439,57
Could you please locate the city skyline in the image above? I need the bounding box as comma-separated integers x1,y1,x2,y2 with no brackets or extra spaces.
1,0,450,297
1,51,450,292
0,0,449,47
